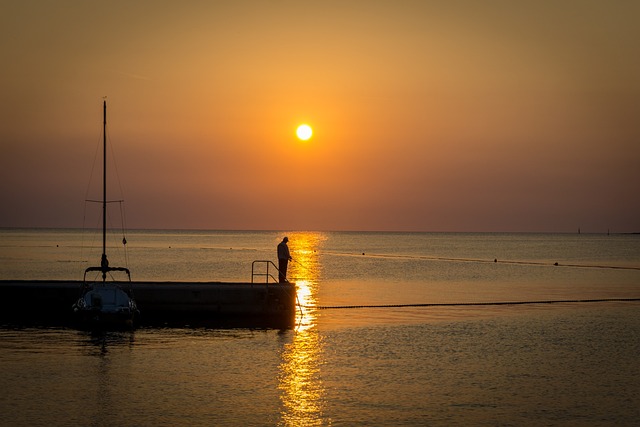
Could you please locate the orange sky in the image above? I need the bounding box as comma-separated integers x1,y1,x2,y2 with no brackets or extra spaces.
1,1,639,232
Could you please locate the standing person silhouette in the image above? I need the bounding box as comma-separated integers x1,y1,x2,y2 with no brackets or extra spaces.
277,236,292,283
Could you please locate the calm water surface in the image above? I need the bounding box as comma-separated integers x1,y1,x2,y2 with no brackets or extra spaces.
1,229,639,425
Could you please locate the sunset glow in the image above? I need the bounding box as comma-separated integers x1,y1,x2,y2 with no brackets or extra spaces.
1,2,638,232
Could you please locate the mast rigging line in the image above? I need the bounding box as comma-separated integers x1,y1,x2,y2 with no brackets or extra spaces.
80,100,129,271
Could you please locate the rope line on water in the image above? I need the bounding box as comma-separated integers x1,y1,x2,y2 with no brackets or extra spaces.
301,298,640,310
179,247,639,271
320,251,640,271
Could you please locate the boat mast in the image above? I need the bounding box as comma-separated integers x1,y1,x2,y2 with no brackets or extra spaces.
101,100,108,279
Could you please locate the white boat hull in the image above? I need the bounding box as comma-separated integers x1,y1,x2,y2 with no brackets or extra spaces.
73,284,138,329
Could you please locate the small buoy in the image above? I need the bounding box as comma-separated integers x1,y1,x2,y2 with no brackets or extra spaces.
554,262,559,266
362,252,365,255
494,258,497,263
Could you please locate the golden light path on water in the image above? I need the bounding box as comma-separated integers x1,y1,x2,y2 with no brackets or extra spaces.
278,232,326,426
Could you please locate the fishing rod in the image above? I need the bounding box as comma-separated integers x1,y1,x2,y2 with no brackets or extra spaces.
290,257,314,273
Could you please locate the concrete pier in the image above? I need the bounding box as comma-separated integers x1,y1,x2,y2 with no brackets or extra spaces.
0,280,298,328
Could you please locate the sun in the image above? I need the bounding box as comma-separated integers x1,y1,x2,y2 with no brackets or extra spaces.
296,124,313,141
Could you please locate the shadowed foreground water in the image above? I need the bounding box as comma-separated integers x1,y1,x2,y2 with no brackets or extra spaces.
1,303,638,426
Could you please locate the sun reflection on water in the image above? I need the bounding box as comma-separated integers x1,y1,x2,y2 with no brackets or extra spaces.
288,232,324,331
278,232,327,426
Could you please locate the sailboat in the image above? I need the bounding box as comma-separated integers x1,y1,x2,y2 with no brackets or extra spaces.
72,101,139,329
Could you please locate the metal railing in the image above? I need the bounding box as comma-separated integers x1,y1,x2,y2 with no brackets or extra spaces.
251,260,281,284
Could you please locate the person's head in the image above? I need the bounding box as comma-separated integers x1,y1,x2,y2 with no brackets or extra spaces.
283,236,288,243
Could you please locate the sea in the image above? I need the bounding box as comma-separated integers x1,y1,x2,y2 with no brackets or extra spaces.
1,229,639,426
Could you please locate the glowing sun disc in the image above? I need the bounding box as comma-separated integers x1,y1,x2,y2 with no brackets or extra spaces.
296,124,313,141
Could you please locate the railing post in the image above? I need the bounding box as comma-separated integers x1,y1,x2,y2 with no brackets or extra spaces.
251,260,282,285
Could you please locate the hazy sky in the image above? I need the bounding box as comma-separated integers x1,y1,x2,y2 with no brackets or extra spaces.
1,1,639,232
